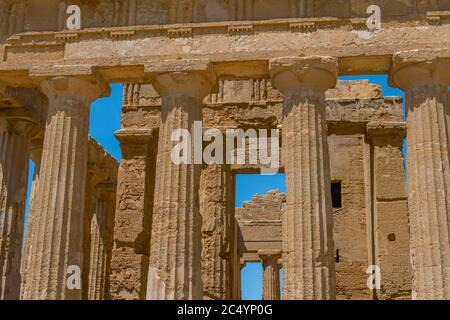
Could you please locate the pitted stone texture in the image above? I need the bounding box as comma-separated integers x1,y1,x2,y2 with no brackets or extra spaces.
0,119,28,300
20,138,43,300
200,164,233,300
405,82,450,300
22,77,107,300
87,185,116,300
270,56,336,300
147,71,215,300
110,129,155,300
259,249,282,301
367,123,412,300
391,50,450,300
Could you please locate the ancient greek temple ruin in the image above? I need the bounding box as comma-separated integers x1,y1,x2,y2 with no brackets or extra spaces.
0,0,449,300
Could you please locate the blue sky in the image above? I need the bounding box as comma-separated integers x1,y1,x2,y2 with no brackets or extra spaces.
24,75,406,300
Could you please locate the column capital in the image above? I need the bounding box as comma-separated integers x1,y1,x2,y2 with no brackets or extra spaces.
269,56,338,93
114,128,156,159
40,76,110,108
152,72,217,99
390,49,450,90
146,59,217,99
258,249,282,260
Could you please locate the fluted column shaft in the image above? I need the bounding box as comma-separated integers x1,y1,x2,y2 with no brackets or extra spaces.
391,51,450,300
269,56,337,300
20,139,43,299
259,250,281,300
407,82,450,300
23,77,107,300
200,164,233,300
147,70,216,300
0,118,29,300
88,185,115,300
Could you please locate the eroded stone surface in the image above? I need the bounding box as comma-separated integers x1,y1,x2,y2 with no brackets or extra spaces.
0,1,447,302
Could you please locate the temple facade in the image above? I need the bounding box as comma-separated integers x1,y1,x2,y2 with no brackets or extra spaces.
0,0,449,300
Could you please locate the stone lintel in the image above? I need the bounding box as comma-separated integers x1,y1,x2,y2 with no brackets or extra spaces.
367,122,407,137
0,21,449,83
213,61,269,79
258,249,282,258
144,58,213,75
30,64,95,77
327,122,367,136
114,128,155,144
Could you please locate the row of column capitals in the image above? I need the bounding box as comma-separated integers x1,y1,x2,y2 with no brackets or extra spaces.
390,49,450,90
269,56,338,93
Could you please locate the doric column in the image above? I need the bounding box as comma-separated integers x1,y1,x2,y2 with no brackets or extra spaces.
238,259,245,300
200,164,233,300
146,64,216,300
0,118,29,300
259,250,282,301
110,129,156,300
87,183,115,300
23,76,108,300
269,56,337,300
390,49,450,300
20,137,43,299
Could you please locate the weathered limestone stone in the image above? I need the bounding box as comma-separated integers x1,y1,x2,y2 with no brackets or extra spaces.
1,0,450,40
258,249,281,301
0,118,28,300
82,139,118,300
22,76,109,300
1,1,448,301
236,191,284,263
146,65,216,300
87,183,116,300
20,138,43,300
200,164,233,300
269,56,337,300
110,129,156,300
367,122,412,300
391,49,450,300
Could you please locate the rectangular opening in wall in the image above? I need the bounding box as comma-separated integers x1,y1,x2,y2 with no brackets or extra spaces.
235,173,286,300
241,263,263,300
331,181,342,209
